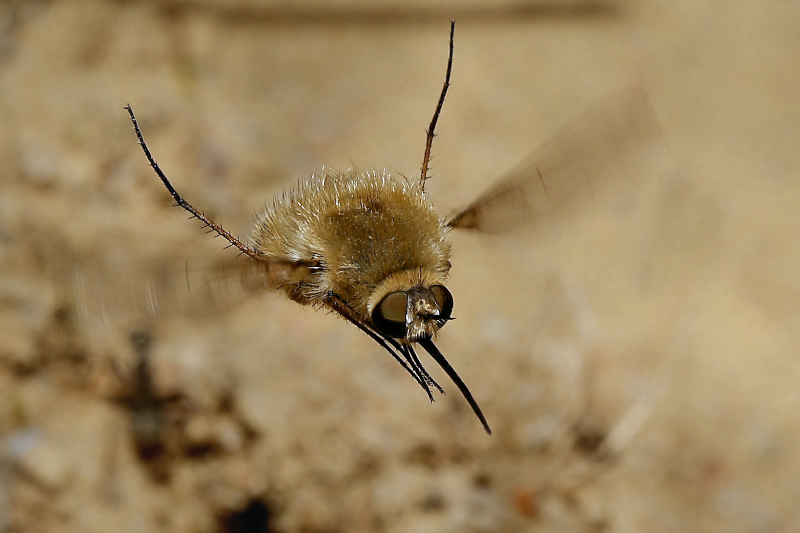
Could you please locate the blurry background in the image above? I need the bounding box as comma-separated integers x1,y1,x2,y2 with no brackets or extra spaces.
1,0,799,531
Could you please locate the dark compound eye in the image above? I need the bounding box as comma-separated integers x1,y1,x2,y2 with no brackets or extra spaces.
429,285,453,320
372,291,408,338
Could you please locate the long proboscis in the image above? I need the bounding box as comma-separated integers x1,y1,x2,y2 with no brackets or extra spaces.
419,338,492,434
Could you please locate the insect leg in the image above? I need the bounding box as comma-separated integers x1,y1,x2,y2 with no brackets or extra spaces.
405,344,445,395
418,338,491,434
325,294,434,401
124,105,261,261
395,344,438,402
419,20,455,191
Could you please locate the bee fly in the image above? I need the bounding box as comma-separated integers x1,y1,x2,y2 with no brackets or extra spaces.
124,22,666,435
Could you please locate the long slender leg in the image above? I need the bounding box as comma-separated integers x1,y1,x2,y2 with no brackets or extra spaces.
375,334,438,402
370,332,444,400
395,345,437,402
405,344,445,394
124,105,260,260
419,20,455,191
325,294,433,401
419,338,491,434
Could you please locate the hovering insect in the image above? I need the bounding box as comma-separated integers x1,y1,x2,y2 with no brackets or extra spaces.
124,22,666,435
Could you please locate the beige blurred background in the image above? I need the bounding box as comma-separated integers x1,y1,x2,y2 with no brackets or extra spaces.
1,0,799,531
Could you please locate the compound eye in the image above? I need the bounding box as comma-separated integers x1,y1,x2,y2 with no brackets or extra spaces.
372,291,408,338
429,285,453,319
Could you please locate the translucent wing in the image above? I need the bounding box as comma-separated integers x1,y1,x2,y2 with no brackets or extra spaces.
51,249,310,330
448,85,670,233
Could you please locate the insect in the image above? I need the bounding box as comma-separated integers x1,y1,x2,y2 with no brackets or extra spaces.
124,22,666,435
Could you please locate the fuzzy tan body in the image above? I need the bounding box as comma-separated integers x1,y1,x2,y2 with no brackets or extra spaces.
125,63,665,434
249,169,452,322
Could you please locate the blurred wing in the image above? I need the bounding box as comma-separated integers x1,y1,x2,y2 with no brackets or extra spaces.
448,85,670,233
52,251,309,330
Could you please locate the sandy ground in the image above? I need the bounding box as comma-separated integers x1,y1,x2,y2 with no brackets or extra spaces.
1,0,799,532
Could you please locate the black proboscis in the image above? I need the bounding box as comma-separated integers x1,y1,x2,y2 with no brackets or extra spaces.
419,338,491,434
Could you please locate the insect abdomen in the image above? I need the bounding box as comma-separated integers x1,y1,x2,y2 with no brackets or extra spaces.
250,169,451,313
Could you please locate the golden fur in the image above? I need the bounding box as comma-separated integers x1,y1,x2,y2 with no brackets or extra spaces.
249,169,452,323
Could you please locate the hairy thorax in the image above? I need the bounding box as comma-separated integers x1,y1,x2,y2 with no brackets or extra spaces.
249,169,452,317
